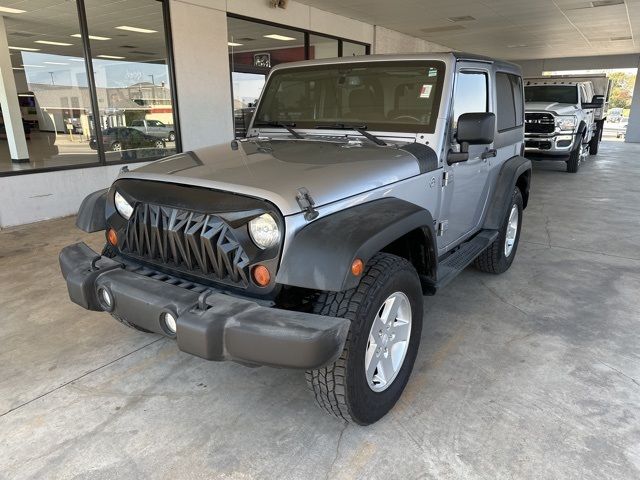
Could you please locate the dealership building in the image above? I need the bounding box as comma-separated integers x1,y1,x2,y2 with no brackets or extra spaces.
0,0,450,228
1,0,640,228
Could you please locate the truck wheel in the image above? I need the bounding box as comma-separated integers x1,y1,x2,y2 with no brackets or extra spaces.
566,137,584,173
306,253,423,425
474,187,523,274
588,132,599,155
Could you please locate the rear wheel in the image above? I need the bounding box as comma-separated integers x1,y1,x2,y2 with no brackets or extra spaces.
168,131,176,142
154,140,166,149
474,187,523,274
306,253,423,425
111,141,122,152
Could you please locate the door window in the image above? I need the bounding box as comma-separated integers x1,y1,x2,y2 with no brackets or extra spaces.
452,71,488,126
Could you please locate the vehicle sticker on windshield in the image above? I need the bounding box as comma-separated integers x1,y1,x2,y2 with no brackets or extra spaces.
420,84,433,98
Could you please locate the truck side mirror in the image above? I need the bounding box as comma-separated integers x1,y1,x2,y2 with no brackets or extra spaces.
448,112,496,165
583,95,604,109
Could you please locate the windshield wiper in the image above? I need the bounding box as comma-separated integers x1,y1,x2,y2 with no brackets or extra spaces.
254,121,304,139
314,123,387,146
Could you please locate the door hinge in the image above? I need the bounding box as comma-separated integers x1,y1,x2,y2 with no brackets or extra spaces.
442,171,453,187
437,220,448,236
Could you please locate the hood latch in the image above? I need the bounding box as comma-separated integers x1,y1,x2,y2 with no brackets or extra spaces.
296,187,319,221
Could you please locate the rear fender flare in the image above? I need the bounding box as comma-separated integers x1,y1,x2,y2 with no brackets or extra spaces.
276,198,437,292
483,156,532,230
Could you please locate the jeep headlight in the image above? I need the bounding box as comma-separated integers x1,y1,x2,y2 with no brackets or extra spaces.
555,116,577,131
114,191,133,220
249,213,280,249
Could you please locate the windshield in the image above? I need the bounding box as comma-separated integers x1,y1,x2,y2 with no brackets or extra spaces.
525,85,578,104
253,61,445,133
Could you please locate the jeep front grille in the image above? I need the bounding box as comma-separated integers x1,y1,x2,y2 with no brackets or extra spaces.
121,203,250,288
525,113,555,134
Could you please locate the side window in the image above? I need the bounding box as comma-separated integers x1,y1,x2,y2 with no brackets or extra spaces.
496,72,523,131
452,71,488,126
131,120,142,126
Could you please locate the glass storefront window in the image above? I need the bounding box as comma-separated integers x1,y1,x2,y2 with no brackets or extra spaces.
343,41,367,57
84,0,175,163
227,16,370,137
309,35,338,59
228,17,305,73
0,0,99,173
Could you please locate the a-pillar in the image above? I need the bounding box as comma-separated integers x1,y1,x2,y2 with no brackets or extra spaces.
625,58,640,143
0,16,29,163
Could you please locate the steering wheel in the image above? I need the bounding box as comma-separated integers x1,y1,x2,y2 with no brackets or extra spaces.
391,114,421,123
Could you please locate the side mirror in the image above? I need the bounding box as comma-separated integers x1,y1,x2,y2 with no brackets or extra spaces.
583,95,604,109
448,112,496,164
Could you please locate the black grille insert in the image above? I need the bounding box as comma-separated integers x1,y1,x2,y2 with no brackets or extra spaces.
525,113,555,134
121,203,250,287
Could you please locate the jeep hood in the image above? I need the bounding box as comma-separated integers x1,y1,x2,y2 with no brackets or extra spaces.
122,138,424,216
525,101,578,116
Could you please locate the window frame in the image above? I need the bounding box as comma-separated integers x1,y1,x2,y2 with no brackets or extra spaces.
0,0,181,178
495,71,524,133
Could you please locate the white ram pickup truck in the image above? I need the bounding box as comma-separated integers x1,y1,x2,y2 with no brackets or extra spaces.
524,75,610,173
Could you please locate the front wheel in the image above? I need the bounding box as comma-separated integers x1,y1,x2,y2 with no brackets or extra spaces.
306,253,423,425
168,131,176,142
566,136,585,173
154,140,166,149
474,187,523,274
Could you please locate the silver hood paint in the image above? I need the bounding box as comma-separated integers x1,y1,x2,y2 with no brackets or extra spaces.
121,138,422,216
525,102,579,116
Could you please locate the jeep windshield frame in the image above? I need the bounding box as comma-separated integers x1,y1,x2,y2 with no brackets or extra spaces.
253,61,446,134
525,85,579,105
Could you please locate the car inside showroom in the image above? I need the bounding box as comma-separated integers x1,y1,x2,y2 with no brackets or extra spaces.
1,0,639,479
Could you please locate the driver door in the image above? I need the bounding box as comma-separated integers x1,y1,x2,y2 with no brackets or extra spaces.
438,65,494,251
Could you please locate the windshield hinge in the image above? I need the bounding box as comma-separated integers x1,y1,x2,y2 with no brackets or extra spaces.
442,171,453,187
296,187,319,221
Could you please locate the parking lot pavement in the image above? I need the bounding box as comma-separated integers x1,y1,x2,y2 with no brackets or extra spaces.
1,140,639,480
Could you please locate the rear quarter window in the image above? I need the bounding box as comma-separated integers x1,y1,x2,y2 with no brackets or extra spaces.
496,72,523,131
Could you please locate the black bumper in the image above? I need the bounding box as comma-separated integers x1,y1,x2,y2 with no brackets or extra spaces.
59,242,350,369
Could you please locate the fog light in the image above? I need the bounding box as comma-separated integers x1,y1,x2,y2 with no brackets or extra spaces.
161,311,177,335
97,286,114,311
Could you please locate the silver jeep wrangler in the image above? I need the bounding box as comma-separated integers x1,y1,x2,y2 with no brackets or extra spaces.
60,53,532,425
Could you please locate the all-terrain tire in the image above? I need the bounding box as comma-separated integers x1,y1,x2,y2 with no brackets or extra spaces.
566,136,583,173
474,187,523,274
306,253,423,425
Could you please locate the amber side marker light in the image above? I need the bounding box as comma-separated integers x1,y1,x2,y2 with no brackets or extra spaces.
107,228,118,246
252,265,271,287
351,258,364,276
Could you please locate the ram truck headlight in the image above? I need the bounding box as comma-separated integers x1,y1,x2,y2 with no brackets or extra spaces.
114,191,133,220
555,116,577,132
249,213,280,249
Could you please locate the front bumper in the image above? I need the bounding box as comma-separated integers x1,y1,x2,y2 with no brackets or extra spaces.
524,132,578,156
59,242,349,369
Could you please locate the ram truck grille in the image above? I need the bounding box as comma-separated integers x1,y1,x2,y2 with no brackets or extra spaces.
121,203,250,288
525,113,555,134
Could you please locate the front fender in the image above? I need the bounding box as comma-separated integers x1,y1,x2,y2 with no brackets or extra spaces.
76,188,108,232
276,198,436,292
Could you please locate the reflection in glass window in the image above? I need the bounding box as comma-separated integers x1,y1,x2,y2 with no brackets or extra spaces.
228,17,305,73
452,71,488,125
342,41,367,57
309,35,338,59
0,0,99,172
84,0,176,163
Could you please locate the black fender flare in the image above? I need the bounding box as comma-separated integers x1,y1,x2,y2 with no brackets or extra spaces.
276,198,437,292
482,156,532,230
76,188,108,232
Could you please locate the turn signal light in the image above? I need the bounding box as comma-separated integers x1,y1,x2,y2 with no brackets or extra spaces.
351,258,364,276
107,228,118,246
252,265,271,287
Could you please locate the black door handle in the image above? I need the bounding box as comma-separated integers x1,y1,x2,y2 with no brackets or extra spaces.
481,148,497,159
